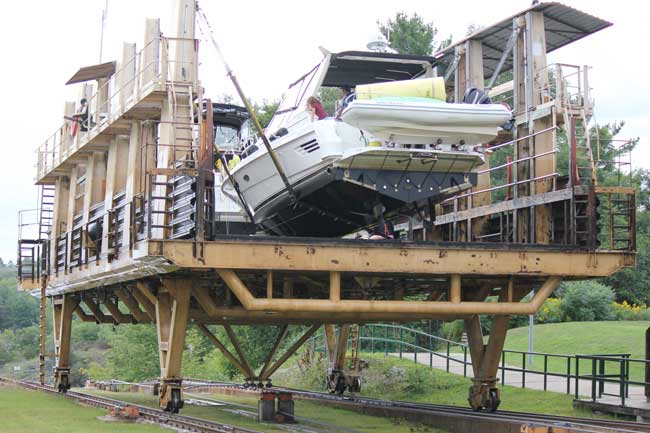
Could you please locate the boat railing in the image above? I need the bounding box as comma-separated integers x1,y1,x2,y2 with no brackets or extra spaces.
35,36,199,182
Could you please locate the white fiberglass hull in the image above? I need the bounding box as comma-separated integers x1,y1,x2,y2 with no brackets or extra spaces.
341,100,512,145
226,117,484,236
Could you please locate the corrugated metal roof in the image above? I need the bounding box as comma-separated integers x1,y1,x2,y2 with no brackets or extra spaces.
433,2,612,79
66,61,116,85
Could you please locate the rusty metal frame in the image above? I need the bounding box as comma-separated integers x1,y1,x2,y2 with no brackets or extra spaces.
218,269,561,316
148,238,634,278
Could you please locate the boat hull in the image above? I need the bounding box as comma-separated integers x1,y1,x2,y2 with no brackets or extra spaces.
225,119,482,237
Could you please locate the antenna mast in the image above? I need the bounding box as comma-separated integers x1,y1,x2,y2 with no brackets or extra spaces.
99,0,108,62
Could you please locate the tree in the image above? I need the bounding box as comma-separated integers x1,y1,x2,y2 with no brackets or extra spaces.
378,12,449,56
252,99,280,129
558,281,614,322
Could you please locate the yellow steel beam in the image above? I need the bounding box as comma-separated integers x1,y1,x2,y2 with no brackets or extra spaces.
130,287,156,320
73,305,96,322
115,289,151,323
103,298,134,324
217,269,561,316
151,239,634,277
195,323,251,379
223,324,255,379
191,284,466,322
260,324,320,381
258,325,289,380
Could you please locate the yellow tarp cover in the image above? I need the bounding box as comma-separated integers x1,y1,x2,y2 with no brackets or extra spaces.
355,77,445,101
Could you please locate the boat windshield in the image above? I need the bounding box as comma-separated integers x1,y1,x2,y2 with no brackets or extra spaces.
214,125,240,150
265,62,322,133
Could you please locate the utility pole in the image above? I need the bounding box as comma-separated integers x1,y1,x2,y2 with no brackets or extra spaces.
528,289,535,366
99,0,109,62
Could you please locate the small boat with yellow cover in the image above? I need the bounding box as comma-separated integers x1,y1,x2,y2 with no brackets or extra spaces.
341,78,512,145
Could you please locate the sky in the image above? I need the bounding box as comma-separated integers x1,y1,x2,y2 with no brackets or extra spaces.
0,0,647,261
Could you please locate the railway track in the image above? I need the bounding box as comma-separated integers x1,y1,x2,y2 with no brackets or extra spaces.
0,377,261,433
183,379,650,433
6,376,648,433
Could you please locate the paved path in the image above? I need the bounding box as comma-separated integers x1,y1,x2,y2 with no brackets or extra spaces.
389,352,645,399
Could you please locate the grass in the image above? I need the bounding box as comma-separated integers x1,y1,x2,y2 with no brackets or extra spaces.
85,389,444,433
272,352,602,418
501,321,650,382
0,385,168,433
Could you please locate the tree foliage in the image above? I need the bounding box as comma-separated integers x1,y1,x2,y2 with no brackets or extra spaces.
378,12,449,56
558,281,614,322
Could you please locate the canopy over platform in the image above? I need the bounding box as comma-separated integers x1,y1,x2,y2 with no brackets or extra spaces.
321,51,435,88
66,61,116,85
433,2,612,78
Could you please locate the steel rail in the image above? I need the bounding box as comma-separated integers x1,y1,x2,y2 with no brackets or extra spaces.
182,380,650,433
1,378,261,433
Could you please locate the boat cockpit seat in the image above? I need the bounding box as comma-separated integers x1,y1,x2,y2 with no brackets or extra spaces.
463,87,492,105
268,127,289,142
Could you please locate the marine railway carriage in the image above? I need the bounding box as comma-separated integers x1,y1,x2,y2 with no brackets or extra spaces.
16,0,637,415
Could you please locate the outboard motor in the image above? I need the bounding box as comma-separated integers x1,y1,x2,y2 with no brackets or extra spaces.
464,87,514,131
463,87,492,104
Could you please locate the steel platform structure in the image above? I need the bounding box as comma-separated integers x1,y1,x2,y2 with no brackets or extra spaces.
17,0,636,415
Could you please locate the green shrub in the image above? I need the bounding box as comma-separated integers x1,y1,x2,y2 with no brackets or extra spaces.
611,301,650,320
536,298,562,323
558,281,614,322
440,320,464,342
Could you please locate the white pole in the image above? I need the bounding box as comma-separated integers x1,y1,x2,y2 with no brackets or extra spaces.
99,0,108,63
528,289,535,366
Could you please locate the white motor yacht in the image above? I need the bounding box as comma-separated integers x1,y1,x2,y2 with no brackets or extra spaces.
223,51,511,237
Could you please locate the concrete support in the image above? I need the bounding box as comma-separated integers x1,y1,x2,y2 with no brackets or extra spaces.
52,294,79,392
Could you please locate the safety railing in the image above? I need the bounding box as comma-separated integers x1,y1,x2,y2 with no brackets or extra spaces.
309,323,643,404
36,36,199,181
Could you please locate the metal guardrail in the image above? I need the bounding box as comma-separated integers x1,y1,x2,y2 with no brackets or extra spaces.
310,323,644,405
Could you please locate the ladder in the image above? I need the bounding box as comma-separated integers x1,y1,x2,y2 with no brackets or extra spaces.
167,81,197,169
38,185,56,240
606,191,635,251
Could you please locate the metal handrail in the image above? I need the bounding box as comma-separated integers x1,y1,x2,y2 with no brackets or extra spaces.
308,323,645,404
